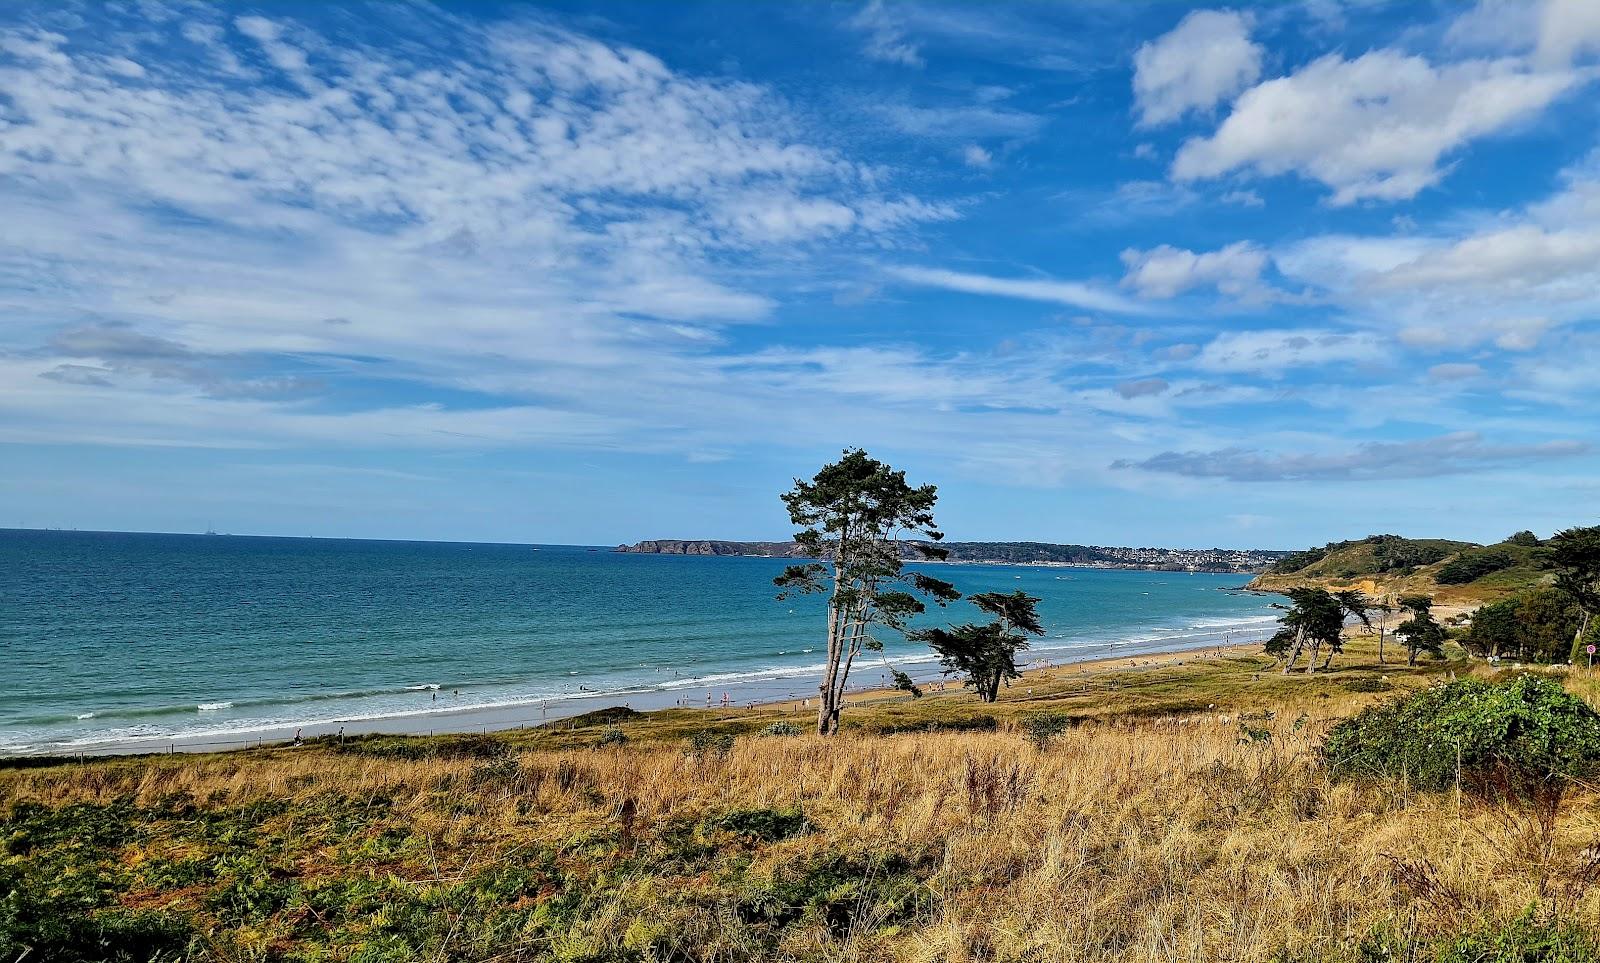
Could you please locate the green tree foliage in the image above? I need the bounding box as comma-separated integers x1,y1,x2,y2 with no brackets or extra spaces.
1504,529,1542,548
912,591,1044,703
1264,587,1345,673
1323,589,1375,670
1464,588,1583,663
1269,545,1330,574
774,450,960,735
1435,549,1516,585
1395,594,1446,666
1548,525,1600,662
1321,676,1600,796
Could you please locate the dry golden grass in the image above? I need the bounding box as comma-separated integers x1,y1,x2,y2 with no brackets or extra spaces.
6,646,1600,962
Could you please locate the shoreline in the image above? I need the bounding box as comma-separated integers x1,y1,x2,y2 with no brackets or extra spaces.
9,624,1281,758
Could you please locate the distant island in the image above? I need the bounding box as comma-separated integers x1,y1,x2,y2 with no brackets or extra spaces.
616,538,1290,574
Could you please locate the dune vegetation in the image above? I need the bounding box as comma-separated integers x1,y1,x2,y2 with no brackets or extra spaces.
6,636,1600,963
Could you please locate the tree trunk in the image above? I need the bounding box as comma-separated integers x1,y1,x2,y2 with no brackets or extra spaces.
1281,630,1306,674
1378,625,1385,664
817,594,843,736
1407,646,1418,667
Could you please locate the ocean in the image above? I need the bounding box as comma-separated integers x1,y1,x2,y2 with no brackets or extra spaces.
0,530,1282,754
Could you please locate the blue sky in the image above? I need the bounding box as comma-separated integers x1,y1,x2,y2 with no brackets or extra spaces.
2,0,1598,549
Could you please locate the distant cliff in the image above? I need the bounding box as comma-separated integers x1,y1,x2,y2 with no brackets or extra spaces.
616,539,1288,574
615,539,804,557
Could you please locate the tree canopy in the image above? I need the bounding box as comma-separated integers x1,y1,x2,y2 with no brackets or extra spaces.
912,590,1044,703
1265,587,1345,673
774,449,959,735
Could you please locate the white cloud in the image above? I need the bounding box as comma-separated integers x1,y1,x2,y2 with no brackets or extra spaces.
872,102,1045,139
1456,0,1600,67
1275,150,1600,356
1536,0,1600,67
1114,431,1588,481
1193,329,1388,374
962,144,993,168
1428,362,1484,381
1132,10,1262,127
0,6,976,461
1116,377,1169,399
1376,224,1600,289
887,265,1153,314
846,0,923,67
1172,50,1585,204
1119,241,1269,299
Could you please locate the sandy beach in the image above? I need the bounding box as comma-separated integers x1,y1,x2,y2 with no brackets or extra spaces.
49,633,1271,757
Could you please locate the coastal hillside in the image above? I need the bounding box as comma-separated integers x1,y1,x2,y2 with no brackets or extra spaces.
1248,532,1551,603
5,639,1598,963
619,539,1289,574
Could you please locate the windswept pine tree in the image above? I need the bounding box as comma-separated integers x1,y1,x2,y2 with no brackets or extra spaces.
912,591,1045,702
1549,525,1600,663
1264,587,1344,673
774,450,959,735
1324,589,1375,670
1396,594,1447,666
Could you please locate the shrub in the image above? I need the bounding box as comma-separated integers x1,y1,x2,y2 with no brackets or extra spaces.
1437,912,1600,963
1465,589,1583,664
1271,913,1600,962
1340,676,1393,693
1321,676,1600,794
686,730,735,757
736,853,933,937
1020,712,1071,750
1271,546,1330,574
704,806,810,842
334,733,511,760
859,714,997,736
759,721,803,737
597,726,628,746
1436,549,1516,585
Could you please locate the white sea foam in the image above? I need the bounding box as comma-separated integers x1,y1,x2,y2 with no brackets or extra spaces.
197,701,233,711
404,684,440,691
76,712,95,720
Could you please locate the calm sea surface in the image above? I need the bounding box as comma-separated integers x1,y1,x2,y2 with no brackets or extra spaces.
0,530,1280,753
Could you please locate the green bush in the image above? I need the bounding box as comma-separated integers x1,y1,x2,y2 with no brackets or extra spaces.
1322,676,1600,794
736,853,933,938
1436,549,1516,585
1465,589,1583,664
686,730,735,757
704,806,811,842
1437,913,1600,962
759,721,804,737
1340,676,1393,693
1271,912,1600,962
334,733,511,760
596,726,628,746
1020,712,1072,750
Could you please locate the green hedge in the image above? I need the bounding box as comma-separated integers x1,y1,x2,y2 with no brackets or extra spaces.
1321,676,1600,793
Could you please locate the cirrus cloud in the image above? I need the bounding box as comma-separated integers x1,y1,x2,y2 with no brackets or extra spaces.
1114,431,1588,482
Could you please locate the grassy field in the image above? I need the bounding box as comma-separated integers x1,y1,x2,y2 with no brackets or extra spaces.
5,638,1600,963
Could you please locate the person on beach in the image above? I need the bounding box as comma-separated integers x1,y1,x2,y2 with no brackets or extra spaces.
292,728,302,746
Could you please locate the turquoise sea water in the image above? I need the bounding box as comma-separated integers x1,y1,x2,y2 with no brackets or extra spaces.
0,530,1280,754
